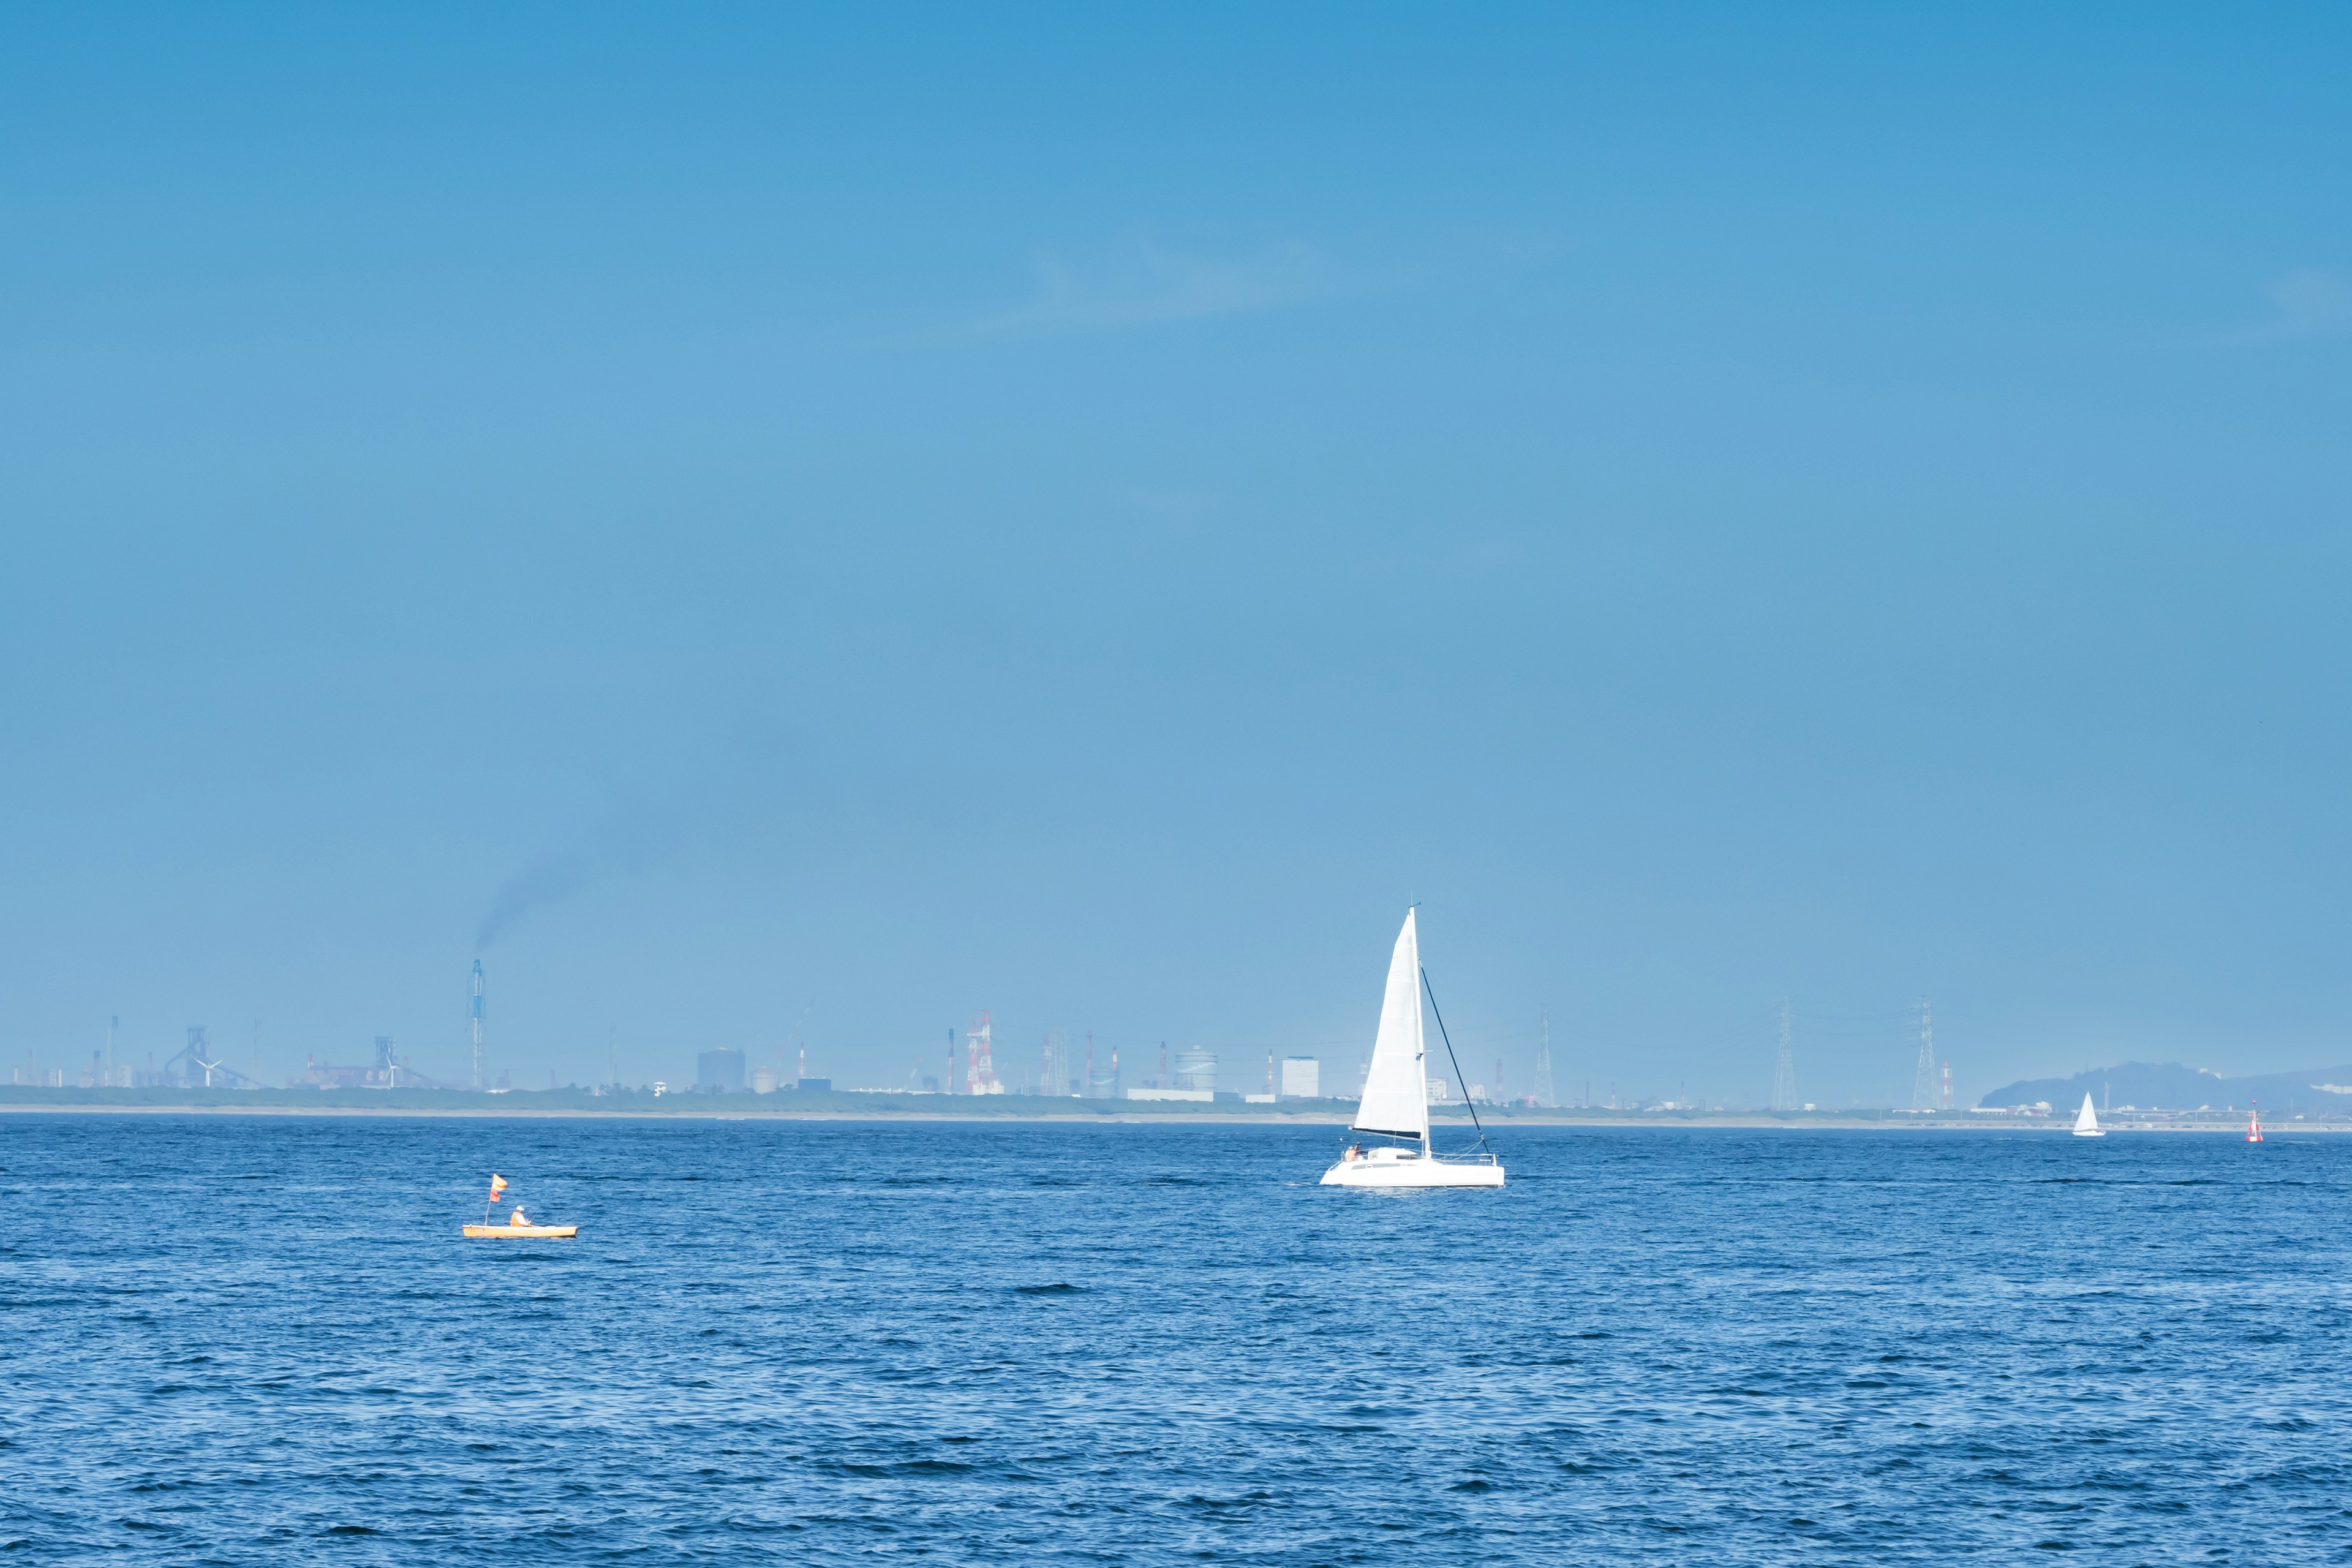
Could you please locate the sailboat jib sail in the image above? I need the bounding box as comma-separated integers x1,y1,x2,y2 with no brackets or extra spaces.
1350,910,1430,1142
1324,908,1502,1188
2072,1093,2103,1137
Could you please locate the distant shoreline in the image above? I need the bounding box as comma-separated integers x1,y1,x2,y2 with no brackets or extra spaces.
1,1095,2340,1131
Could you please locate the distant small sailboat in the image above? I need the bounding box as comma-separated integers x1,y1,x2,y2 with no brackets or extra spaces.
1321,910,1504,1189
2247,1102,2263,1143
2072,1093,2104,1138
462,1171,579,1238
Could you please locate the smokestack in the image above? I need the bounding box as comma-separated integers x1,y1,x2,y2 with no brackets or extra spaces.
470,959,485,1090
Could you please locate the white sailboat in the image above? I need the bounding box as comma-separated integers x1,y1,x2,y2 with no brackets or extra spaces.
1320,910,1505,1189
2071,1093,2104,1138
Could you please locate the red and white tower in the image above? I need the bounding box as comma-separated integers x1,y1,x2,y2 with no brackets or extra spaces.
966,1012,997,1095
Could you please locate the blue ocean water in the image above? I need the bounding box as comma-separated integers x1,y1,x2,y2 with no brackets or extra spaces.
2,1115,2348,1564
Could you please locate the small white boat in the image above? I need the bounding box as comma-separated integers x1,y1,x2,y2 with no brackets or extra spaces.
2071,1093,2104,1138
463,1173,579,1238
1321,910,1504,1189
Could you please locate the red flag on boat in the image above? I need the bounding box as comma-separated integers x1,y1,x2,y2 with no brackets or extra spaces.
488,1174,508,1202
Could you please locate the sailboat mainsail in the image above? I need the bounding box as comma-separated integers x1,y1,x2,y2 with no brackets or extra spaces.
1351,910,1431,1145
2072,1093,2103,1137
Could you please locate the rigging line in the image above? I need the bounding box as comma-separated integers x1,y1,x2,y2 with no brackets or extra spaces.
1419,967,1488,1155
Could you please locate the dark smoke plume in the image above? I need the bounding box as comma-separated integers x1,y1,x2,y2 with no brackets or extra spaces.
477,850,601,949
475,816,676,949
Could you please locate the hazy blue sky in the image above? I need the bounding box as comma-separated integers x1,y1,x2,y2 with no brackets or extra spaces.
6,6,2351,1103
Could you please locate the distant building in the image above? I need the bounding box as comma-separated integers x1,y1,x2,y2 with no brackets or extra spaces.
750,1065,779,1094
796,1077,832,1093
1172,1048,1217,1095
1127,1087,1212,1102
696,1049,746,1093
300,1036,437,1090
1280,1057,1319,1099
1425,1077,1452,1103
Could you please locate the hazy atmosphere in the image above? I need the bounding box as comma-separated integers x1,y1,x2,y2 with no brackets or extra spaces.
6,6,2351,1104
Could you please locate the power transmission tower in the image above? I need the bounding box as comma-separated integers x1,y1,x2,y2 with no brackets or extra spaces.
1910,998,1936,1110
1534,1011,1557,1108
1771,1001,1796,1111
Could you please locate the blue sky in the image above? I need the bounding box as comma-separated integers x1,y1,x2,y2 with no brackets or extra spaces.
4,6,2350,1102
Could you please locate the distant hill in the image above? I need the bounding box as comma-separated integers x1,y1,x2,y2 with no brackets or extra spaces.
1978,1060,2352,1114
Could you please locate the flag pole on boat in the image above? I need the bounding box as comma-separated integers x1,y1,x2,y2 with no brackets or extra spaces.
1419,967,1491,1156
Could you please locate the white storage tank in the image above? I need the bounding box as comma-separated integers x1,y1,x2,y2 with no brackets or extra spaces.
1172,1048,1218,1094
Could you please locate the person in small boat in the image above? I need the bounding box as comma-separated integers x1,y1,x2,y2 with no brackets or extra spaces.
508,1208,529,1227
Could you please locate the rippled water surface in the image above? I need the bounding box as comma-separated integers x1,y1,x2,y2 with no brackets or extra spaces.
4,1115,2350,1564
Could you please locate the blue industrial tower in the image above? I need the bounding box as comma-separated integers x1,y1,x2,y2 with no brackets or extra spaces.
470,959,485,1090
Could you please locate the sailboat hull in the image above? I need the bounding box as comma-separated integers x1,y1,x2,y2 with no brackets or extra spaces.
2070,1129,2105,1138
1320,1153,1504,1188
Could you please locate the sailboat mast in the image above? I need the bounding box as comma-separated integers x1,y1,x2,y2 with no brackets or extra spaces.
1408,915,1429,1148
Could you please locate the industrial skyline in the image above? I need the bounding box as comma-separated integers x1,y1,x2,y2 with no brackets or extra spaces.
5,952,2030,1112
